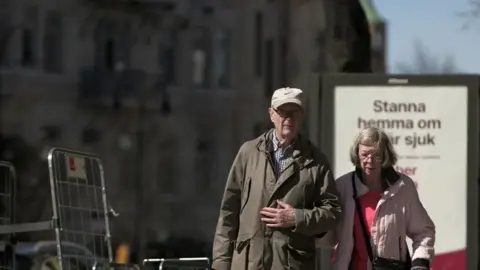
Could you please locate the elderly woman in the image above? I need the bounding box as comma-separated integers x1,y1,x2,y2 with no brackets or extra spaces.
323,127,435,270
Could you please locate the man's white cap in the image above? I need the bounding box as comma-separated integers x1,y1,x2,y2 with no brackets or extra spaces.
271,87,304,109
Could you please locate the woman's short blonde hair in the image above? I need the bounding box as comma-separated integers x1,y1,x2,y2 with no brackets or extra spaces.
349,127,398,168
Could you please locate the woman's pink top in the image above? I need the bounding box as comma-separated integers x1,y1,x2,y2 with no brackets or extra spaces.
351,190,382,270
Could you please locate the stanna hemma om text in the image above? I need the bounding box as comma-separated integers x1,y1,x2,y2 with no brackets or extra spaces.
358,100,441,130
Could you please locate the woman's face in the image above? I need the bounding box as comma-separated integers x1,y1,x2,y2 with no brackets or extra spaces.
358,144,382,177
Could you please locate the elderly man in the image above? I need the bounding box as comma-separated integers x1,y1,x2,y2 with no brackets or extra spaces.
212,87,341,270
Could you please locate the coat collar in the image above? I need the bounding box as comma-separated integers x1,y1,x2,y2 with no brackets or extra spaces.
271,131,295,152
353,166,405,199
255,129,316,206
256,129,317,170
256,129,310,159
354,166,401,189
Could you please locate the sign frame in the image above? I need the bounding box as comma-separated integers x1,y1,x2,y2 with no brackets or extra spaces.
314,74,479,270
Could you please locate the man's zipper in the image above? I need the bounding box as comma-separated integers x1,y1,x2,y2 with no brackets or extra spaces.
245,242,250,270
265,151,275,173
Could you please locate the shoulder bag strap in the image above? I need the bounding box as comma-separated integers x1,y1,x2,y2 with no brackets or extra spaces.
351,173,376,263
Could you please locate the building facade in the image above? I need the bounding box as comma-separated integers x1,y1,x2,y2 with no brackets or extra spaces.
0,0,370,259
360,0,387,73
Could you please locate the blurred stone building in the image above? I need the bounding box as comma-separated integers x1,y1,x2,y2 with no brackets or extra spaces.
360,0,387,73
0,0,372,258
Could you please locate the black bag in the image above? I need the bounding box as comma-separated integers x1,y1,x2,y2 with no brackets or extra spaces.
351,173,411,270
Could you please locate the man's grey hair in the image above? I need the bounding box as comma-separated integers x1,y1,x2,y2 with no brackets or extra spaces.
349,127,398,168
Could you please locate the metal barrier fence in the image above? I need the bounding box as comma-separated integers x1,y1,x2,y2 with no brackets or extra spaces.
0,149,211,270
0,149,140,270
48,148,114,269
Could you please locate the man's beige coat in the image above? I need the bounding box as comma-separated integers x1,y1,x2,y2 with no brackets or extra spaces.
212,130,341,270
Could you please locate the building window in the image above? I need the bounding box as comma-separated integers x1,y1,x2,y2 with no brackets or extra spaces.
190,0,207,10
94,20,113,70
254,12,263,76
312,31,326,72
43,10,63,73
264,39,274,98
0,23,10,67
345,24,355,52
192,27,212,88
279,37,287,86
21,6,38,68
156,138,177,195
158,31,176,84
113,22,132,71
333,2,346,41
195,138,215,191
21,29,35,67
372,32,383,50
214,29,232,88
0,2,12,67
105,39,115,70
0,20,11,67
93,20,130,71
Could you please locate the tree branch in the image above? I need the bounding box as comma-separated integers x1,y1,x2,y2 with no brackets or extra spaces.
457,0,480,30
395,39,459,74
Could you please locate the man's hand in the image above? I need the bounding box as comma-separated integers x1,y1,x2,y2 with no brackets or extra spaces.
260,200,296,228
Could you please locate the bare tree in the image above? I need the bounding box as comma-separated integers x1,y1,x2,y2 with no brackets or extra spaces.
458,0,480,29
395,40,459,74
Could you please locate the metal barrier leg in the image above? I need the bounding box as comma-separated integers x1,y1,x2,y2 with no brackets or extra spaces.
143,257,211,270
93,261,142,270
0,161,16,270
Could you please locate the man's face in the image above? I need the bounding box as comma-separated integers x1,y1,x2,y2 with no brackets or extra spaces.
269,103,303,140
